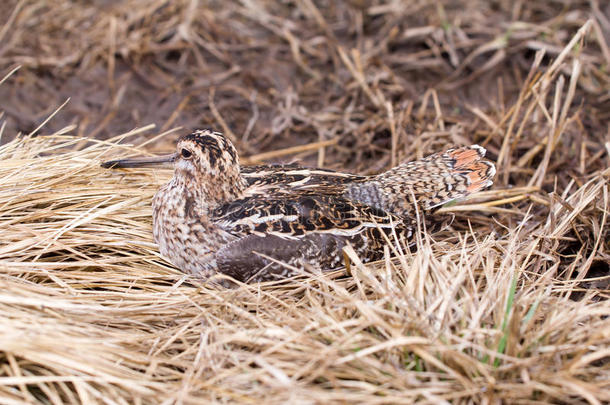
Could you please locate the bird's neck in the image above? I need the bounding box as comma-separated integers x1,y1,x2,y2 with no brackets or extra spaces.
169,171,247,216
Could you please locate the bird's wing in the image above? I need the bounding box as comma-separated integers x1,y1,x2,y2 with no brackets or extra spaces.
209,185,414,282
211,192,402,239
210,193,409,281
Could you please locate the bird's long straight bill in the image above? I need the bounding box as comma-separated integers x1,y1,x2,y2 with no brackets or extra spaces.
101,153,177,169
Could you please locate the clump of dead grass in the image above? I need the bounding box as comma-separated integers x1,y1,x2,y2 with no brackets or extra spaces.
0,128,607,403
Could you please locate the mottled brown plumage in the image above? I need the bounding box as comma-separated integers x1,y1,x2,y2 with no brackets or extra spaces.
102,129,496,282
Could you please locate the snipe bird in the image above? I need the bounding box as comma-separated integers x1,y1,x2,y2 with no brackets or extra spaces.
102,130,495,282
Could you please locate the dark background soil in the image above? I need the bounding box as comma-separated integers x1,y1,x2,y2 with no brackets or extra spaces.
1,0,608,177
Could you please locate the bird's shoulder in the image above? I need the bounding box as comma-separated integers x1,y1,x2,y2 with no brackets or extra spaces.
241,164,366,189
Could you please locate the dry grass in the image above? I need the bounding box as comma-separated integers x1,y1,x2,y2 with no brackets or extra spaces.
1,1,609,404
0,130,607,404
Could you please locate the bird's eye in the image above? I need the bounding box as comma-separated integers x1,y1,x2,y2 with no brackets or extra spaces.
181,148,192,159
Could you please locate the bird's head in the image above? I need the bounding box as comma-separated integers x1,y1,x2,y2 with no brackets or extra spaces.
174,130,240,180
102,129,246,205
